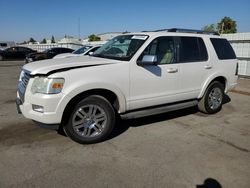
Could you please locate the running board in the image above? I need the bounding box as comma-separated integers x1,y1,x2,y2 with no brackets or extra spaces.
120,100,198,119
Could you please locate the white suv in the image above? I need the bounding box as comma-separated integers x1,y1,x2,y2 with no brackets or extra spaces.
16,29,238,144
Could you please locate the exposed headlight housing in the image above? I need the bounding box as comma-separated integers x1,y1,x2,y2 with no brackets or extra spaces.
31,77,64,94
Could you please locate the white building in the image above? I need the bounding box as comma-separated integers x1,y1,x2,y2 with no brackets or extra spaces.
97,32,124,41
222,33,250,76
21,36,83,52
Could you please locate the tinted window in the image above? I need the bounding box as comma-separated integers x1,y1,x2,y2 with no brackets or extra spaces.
179,37,208,62
61,48,73,53
139,37,175,64
0,43,7,47
47,48,58,53
210,38,236,60
89,46,100,53
198,38,208,61
18,47,29,52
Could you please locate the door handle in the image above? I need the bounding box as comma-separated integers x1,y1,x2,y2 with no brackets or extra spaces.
204,65,212,69
167,68,178,73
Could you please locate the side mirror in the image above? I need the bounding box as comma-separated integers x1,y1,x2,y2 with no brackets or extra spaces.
88,51,94,56
137,55,158,66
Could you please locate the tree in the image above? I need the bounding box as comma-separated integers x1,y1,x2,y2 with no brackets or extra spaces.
88,34,101,42
29,37,36,43
51,36,56,43
40,38,47,44
20,41,27,44
217,16,237,34
202,24,217,32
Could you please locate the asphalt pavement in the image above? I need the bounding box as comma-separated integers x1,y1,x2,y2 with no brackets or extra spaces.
0,61,249,188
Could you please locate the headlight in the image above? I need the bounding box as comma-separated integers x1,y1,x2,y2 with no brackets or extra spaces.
31,77,64,94
19,70,25,82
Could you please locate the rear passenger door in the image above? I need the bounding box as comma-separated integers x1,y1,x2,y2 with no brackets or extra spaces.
177,36,210,99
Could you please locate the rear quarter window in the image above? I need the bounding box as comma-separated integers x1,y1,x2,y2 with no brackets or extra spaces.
210,38,236,60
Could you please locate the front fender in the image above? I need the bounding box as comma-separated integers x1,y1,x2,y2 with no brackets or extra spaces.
63,82,127,113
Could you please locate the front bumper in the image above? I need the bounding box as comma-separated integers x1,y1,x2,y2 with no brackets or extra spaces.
16,88,70,125
16,97,22,114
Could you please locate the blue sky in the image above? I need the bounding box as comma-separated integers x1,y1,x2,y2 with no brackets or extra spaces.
0,0,249,42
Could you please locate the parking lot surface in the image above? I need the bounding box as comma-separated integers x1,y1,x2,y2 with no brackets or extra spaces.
0,61,249,188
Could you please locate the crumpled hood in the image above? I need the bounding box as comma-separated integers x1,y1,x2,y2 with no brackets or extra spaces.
23,56,121,75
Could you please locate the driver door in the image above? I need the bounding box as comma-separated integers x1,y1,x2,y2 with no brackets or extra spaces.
128,36,181,110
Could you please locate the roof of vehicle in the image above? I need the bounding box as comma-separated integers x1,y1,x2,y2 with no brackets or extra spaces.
50,47,74,50
121,28,223,39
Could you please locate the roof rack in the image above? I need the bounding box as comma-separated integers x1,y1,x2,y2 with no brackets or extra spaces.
142,28,219,35
168,28,219,35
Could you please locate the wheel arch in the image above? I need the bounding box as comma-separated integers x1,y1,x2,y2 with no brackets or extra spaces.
198,75,227,99
61,88,124,126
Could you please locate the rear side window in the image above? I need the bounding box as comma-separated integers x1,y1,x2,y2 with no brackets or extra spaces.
210,38,236,60
179,37,208,63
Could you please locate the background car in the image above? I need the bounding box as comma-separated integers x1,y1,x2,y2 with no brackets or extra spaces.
25,47,74,63
53,45,101,59
0,46,36,61
0,41,15,51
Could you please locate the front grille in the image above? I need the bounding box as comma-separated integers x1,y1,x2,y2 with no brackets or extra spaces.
17,70,31,103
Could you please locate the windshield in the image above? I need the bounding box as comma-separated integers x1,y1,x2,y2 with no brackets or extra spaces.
92,35,148,61
73,46,92,54
43,48,51,53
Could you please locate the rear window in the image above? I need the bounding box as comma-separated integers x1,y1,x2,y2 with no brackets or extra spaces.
0,43,7,47
210,38,236,60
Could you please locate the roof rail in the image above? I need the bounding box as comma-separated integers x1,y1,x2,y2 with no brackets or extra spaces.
142,28,219,35
168,28,219,35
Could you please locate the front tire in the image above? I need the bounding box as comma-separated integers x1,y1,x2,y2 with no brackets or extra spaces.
198,81,224,114
64,95,116,144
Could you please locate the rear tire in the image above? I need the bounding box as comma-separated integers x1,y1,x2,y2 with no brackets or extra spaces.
0,55,3,61
64,95,116,144
198,81,224,114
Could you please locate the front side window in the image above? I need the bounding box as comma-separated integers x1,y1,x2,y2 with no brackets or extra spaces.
17,47,29,52
139,37,175,64
5,47,16,52
93,35,148,61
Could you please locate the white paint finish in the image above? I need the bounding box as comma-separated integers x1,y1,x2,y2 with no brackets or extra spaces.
18,31,238,124
129,62,180,110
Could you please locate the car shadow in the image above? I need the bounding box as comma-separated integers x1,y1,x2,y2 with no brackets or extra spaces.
57,94,231,142
108,106,198,140
223,94,231,104
108,94,231,141
196,178,222,188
